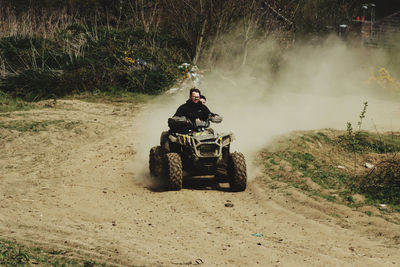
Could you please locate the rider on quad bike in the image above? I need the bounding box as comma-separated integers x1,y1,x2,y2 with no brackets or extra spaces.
149,88,247,191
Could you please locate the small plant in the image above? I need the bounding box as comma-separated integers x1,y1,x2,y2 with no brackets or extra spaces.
346,121,353,136
345,195,354,203
340,102,369,174
358,101,368,131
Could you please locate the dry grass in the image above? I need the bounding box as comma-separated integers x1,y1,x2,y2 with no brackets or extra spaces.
0,7,76,38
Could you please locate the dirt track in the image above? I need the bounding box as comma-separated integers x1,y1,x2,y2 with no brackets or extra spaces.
1,100,400,266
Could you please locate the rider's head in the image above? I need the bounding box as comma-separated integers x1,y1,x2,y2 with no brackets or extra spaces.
200,95,206,105
189,88,201,104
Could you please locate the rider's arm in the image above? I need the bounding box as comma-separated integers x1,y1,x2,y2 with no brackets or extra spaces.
174,105,185,117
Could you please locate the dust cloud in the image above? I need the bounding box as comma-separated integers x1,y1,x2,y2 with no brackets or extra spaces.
130,35,400,182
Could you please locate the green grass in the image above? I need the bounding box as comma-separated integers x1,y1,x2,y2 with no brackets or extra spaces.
264,150,350,190
0,119,82,132
0,91,35,113
70,90,155,104
0,238,111,266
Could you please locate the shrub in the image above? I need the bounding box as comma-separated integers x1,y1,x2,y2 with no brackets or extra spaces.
0,25,190,101
0,35,67,72
1,69,63,101
356,157,400,204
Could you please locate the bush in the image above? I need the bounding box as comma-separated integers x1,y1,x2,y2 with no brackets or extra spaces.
125,67,176,94
1,69,63,101
356,157,400,204
0,35,68,72
0,25,190,101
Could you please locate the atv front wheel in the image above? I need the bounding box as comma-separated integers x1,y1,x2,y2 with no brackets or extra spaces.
228,152,247,192
149,146,163,179
165,153,183,190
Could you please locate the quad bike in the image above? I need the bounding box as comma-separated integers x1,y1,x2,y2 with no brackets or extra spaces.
149,115,247,191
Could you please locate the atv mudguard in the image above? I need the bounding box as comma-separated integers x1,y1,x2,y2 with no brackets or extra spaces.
168,116,191,134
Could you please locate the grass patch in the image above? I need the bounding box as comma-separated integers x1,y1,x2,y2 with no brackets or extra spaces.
0,238,110,266
0,119,82,132
302,131,332,144
260,129,400,216
265,149,350,190
0,91,35,113
70,90,155,104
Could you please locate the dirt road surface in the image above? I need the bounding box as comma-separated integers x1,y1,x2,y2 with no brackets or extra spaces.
1,100,399,266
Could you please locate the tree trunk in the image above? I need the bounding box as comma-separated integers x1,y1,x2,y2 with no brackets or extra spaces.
193,17,207,65
207,15,223,68
242,19,253,67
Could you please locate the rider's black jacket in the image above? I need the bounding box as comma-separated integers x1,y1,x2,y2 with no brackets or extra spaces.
174,99,211,123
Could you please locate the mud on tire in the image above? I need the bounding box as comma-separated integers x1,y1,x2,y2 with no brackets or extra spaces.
165,153,183,190
228,152,247,192
149,146,163,179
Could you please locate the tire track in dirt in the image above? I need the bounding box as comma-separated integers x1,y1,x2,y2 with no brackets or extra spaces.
1,100,399,266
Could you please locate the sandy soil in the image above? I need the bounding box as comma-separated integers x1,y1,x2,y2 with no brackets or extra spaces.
1,100,399,266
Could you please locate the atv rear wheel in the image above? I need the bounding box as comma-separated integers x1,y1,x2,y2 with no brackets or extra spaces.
149,146,163,179
228,152,247,192
165,153,183,190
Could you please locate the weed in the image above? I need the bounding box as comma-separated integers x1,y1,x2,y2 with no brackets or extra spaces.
270,158,279,165
364,210,373,216
339,102,400,154
346,122,353,136
357,101,368,131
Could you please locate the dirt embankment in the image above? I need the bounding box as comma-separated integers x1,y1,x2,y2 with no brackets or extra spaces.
1,100,399,266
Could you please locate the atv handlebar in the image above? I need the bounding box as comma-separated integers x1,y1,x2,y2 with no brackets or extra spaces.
168,115,222,133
